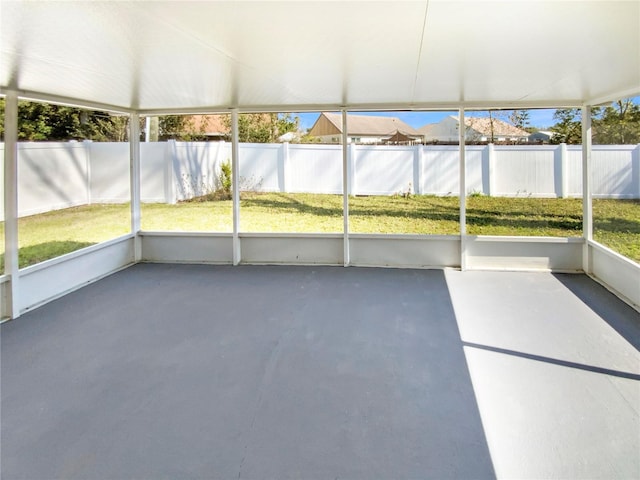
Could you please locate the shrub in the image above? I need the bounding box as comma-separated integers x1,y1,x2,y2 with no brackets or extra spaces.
218,160,232,200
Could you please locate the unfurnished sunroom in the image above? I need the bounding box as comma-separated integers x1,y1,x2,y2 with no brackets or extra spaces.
1,1,639,478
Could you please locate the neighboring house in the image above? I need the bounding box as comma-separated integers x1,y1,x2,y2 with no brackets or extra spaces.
308,112,422,144
278,131,304,142
420,116,530,144
187,114,230,140
416,123,438,142
528,130,555,143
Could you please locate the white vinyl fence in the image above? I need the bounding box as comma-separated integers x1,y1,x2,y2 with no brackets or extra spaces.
1,141,638,220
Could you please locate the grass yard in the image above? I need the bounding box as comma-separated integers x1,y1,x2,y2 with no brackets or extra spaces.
0,194,638,269
1,205,131,269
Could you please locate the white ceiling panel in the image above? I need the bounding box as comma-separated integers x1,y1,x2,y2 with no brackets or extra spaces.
1,0,638,112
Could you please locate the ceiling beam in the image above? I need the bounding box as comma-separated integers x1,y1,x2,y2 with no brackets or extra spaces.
0,88,133,114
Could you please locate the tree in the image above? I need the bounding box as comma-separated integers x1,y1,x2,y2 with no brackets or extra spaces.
486,110,498,143
593,99,640,144
509,110,530,129
548,103,640,144
158,115,208,141
0,98,135,141
222,113,299,143
550,109,584,144
90,114,130,142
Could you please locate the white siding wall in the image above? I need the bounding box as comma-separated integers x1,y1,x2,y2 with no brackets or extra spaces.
424,116,460,143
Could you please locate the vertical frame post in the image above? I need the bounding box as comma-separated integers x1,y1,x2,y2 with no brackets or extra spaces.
582,106,592,273
231,109,241,265
129,113,142,261
3,92,20,318
342,110,350,266
459,108,467,270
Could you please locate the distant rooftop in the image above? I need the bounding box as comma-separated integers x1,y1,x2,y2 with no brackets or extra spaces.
319,112,421,137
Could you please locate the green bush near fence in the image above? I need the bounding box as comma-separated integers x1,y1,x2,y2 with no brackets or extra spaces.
0,194,638,269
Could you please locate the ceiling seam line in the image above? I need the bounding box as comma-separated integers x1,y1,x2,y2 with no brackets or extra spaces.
411,0,430,104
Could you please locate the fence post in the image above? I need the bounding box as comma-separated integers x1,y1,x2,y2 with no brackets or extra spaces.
414,145,422,195
279,142,289,193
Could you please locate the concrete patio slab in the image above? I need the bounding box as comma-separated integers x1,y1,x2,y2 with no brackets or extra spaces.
1,264,638,479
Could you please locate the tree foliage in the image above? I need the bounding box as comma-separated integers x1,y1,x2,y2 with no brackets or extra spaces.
593,99,640,144
222,113,299,143
0,98,134,142
509,110,530,129
550,108,584,144
0,101,301,143
550,99,640,144
158,116,208,141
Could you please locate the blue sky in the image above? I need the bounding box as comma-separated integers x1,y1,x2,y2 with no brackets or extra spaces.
295,97,640,131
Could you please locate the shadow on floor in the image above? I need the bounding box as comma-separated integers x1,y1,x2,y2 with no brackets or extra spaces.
553,273,640,351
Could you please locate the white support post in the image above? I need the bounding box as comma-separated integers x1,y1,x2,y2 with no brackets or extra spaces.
129,113,142,261
342,110,350,266
3,92,20,319
231,109,241,265
582,106,592,273
459,108,467,270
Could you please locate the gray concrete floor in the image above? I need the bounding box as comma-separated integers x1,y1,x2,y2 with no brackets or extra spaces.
1,264,638,479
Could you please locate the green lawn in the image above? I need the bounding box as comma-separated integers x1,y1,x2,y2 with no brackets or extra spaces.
0,194,638,269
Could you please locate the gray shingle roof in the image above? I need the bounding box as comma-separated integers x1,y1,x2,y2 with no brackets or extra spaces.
462,116,529,137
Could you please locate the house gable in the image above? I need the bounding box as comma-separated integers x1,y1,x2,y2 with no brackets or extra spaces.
308,113,342,138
